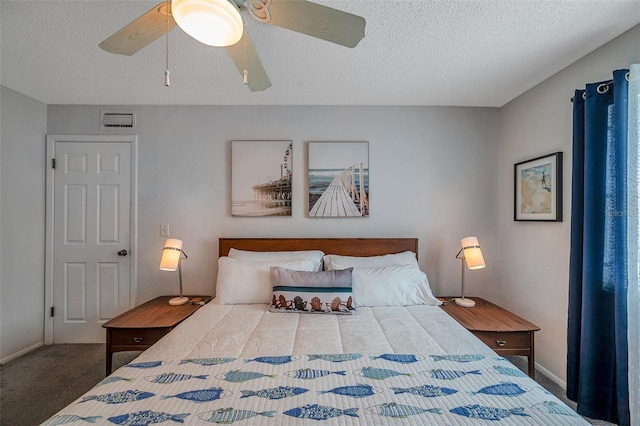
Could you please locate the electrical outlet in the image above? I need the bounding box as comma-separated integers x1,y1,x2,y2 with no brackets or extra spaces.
160,224,170,237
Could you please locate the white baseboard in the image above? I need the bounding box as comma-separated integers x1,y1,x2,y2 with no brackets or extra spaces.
0,342,44,364
536,361,567,389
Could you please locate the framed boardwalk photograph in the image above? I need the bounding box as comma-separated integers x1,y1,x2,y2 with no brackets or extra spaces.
514,151,562,222
232,140,293,217
308,141,369,218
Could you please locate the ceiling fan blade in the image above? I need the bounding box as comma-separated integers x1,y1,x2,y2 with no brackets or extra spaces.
225,32,271,92
247,0,365,48
99,1,177,56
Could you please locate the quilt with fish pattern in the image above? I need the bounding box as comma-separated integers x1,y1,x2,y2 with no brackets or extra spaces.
42,352,588,425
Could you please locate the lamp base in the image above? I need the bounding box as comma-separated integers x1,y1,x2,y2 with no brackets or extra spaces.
168,296,189,306
454,297,476,308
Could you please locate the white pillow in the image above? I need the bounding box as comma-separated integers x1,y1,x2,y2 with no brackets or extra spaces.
350,265,440,307
323,251,419,271
228,248,324,272
216,257,316,304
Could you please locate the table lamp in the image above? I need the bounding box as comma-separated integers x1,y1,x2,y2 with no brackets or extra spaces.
159,238,189,305
455,236,485,308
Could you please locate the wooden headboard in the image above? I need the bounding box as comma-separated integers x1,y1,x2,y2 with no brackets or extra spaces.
219,238,418,258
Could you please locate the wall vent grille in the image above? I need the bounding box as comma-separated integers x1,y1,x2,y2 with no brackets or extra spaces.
101,111,135,129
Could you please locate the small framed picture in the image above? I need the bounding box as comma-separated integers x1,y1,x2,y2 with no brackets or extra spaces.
231,140,293,217
514,152,563,222
308,141,369,218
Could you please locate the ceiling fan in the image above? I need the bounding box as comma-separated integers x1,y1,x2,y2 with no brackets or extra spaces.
99,0,366,92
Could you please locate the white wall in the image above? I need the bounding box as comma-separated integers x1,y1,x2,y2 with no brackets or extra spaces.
0,86,47,362
498,24,640,385
47,105,501,305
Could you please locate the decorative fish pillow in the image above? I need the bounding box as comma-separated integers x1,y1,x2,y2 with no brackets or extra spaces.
269,267,356,315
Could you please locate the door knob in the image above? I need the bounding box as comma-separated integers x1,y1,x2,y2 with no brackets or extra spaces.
117,249,128,256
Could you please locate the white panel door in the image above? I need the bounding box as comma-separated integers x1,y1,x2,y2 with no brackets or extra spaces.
52,141,131,342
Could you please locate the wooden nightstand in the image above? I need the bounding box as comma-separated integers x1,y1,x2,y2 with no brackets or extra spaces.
439,297,540,378
102,295,211,375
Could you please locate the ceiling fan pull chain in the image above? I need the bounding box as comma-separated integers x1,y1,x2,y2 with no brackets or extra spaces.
243,19,248,85
165,8,171,87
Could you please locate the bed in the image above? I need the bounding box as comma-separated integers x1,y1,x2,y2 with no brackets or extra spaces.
42,238,587,425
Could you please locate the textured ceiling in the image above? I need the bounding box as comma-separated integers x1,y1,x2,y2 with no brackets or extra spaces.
1,0,638,107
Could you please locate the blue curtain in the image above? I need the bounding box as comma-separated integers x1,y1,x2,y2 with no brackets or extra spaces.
568,69,630,425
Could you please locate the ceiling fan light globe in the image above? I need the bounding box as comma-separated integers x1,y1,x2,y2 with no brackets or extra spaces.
172,0,243,47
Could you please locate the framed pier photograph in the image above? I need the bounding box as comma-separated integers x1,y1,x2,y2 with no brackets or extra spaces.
308,141,369,218
232,140,293,217
514,151,562,222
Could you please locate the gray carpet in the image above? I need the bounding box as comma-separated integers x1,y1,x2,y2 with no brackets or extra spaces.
0,345,140,426
505,355,615,426
0,346,616,425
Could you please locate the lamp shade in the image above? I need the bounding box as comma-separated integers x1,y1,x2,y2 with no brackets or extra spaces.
461,236,485,270
160,239,183,271
171,0,243,47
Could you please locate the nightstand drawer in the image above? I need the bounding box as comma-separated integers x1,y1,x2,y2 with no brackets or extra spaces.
439,298,538,378
473,331,530,351
103,296,212,375
109,328,169,347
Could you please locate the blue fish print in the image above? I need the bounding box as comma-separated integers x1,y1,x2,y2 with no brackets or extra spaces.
161,387,231,403
80,390,154,404
284,403,359,420
532,401,579,416
356,366,412,380
307,353,362,362
144,372,208,384
369,354,424,363
198,408,276,423
216,370,276,383
318,383,377,398
470,382,528,397
240,386,308,400
243,355,298,365
41,415,101,426
450,404,529,421
93,376,134,388
285,368,346,380
366,402,442,418
391,384,458,398
108,410,189,425
179,357,235,366
429,369,482,380
125,361,164,369
493,365,528,377
430,354,485,363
